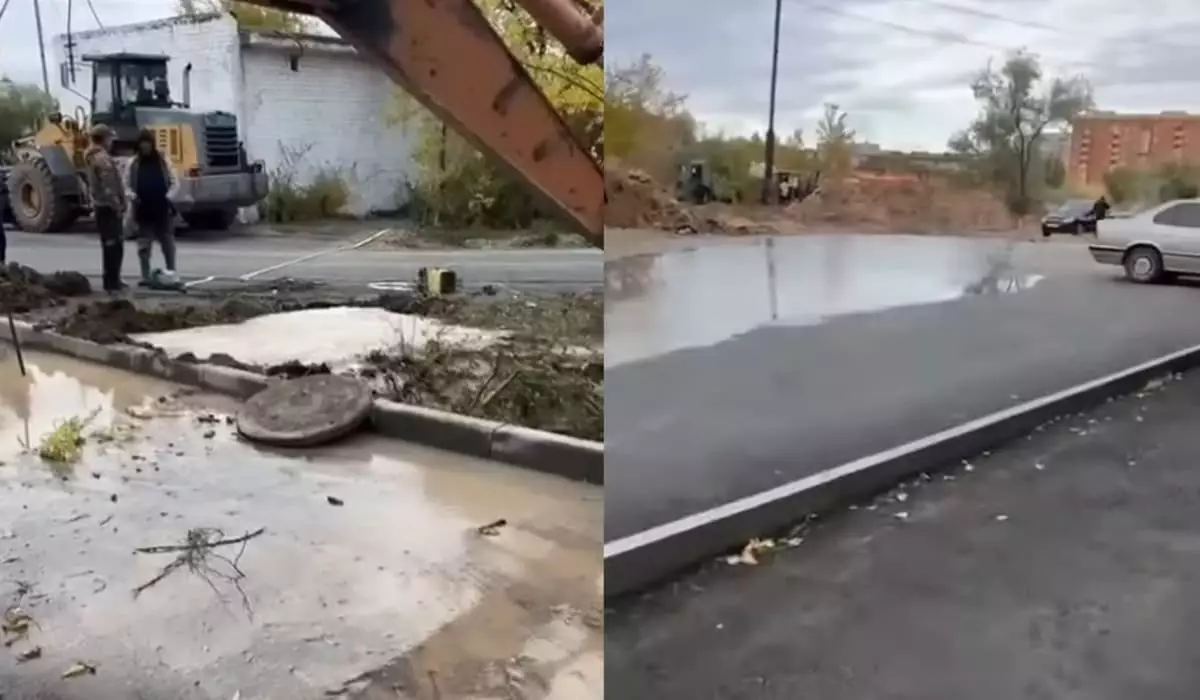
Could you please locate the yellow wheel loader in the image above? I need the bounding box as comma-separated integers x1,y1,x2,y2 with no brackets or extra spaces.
8,52,269,234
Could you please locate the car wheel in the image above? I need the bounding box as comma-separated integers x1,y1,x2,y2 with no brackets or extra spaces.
1041,226,1051,238
1071,223,1082,235
1123,246,1165,284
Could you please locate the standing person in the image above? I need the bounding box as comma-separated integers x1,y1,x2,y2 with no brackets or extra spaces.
0,173,8,265
125,130,178,286
84,124,127,293
1092,194,1111,221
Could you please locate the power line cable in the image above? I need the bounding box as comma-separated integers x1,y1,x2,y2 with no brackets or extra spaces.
790,0,1095,67
83,0,102,28
899,0,1190,52
0,0,11,26
787,0,1174,83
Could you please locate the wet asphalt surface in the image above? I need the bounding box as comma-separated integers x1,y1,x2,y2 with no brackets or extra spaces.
604,235,1200,539
6,230,602,294
607,367,1200,699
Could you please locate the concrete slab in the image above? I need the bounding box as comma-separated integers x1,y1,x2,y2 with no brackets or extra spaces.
0,351,602,699
604,235,1200,540
606,364,1200,700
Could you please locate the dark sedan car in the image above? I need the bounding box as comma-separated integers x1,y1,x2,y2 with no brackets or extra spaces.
1041,199,1097,237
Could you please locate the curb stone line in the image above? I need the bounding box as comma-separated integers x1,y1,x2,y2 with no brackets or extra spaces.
0,320,602,485
604,341,1200,599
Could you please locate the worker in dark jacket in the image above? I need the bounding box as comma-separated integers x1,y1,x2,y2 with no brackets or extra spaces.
125,130,178,286
0,176,7,265
1091,195,1111,221
83,124,127,293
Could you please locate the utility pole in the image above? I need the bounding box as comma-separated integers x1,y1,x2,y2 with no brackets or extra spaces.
761,0,783,205
32,0,51,94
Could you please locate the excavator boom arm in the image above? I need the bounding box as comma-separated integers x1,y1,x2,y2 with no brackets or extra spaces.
242,0,604,248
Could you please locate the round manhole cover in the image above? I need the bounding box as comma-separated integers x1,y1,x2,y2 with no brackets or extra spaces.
237,374,374,447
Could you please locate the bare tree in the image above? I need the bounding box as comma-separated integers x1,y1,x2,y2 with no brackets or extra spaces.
950,51,1092,215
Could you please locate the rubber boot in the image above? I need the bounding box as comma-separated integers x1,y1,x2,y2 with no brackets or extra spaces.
137,249,153,287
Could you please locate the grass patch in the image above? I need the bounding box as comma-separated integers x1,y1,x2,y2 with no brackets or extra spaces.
28,409,100,463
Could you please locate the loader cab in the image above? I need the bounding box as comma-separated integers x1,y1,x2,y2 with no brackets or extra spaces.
86,53,172,145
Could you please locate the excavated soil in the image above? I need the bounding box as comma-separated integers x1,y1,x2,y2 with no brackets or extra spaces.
49,292,431,345
605,167,744,234
604,166,1017,236
0,263,92,312
785,176,1015,232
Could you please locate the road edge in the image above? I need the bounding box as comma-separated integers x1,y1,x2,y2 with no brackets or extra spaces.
1,321,603,485
604,341,1200,599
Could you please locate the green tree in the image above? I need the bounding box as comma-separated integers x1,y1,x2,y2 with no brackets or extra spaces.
949,51,1093,215
391,0,604,229
815,102,855,177
604,53,694,181
0,78,57,163
176,0,309,32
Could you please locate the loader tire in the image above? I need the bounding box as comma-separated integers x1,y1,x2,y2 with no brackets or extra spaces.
8,159,77,233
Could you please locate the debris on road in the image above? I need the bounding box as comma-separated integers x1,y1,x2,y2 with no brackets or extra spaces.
62,660,97,679
16,645,42,662
2,607,35,646
133,527,266,616
326,496,344,507
725,538,775,566
477,518,507,536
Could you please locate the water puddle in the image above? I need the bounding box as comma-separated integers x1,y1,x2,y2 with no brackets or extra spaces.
605,235,1045,366
0,350,601,699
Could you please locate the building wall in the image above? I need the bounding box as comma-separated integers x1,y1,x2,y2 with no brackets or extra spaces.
53,14,242,121
53,14,418,219
238,43,418,217
1067,112,1200,189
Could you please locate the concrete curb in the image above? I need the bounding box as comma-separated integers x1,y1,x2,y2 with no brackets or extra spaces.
604,341,1200,600
1,321,603,484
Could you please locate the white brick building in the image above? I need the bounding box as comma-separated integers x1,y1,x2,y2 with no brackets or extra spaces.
52,13,419,219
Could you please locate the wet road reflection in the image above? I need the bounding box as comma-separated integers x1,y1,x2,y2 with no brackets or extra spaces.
0,351,603,699
605,235,1046,366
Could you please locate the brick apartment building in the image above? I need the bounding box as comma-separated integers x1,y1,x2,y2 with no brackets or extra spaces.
1067,111,1200,190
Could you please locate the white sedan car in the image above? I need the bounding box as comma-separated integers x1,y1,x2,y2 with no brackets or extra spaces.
1089,198,1200,283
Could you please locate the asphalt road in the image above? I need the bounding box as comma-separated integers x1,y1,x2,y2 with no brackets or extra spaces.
605,235,1200,540
607,366,1200,700
5,230,602,292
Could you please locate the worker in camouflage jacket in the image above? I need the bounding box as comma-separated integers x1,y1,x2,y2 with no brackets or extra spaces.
83,124,127,293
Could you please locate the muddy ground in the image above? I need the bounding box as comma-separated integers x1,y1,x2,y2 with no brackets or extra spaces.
0,264,603,442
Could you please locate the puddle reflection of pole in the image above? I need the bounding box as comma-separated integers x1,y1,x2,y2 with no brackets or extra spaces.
765,238,779,321
7,310,26,376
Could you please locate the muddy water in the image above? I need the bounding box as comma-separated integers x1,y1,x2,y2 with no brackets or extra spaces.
0,350,602,699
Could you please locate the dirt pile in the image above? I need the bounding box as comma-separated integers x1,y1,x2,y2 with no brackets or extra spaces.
605,167,745,234
54,297,285,344
786,176,1014,232
0,264,91,312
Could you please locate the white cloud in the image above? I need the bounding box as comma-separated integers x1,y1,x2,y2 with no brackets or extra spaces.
607,0,1200,151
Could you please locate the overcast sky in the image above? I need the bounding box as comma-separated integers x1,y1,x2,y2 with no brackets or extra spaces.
0,0,171,85
7,0,1200,153
607,0,1200,151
